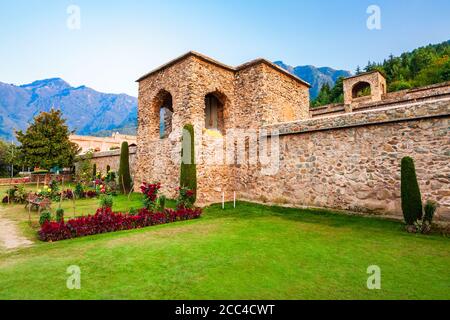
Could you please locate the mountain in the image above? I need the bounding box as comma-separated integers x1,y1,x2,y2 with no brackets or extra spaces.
0,64,351,141
0,78,137,141
274,61,352,98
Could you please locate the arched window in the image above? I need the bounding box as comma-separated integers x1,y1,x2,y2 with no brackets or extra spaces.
352,81,372,98
204,92,225,133
155,90,173,139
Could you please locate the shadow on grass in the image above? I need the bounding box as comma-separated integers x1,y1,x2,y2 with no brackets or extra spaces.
202,201,416,236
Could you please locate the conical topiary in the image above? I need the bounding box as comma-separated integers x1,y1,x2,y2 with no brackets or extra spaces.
118,141,132,194
401,156,423,225
180,124,197,203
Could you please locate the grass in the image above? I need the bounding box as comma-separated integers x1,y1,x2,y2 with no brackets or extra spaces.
0,187,449,299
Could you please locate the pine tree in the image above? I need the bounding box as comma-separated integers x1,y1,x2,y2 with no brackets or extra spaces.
118,141,132,194
180,124,197,203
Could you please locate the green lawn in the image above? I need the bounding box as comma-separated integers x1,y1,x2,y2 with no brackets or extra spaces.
0,192,449,300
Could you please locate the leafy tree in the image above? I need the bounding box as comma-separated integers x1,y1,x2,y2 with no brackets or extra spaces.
0,140,22,177
180,124,197,203
76,150,93,184
312,40,450,108
16,109,79,170
118,141,132,194
401,157,423,225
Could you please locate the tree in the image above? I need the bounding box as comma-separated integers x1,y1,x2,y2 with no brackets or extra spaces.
76,150,93,184
16,109,79,170
401,157,423,225
118,141,132,194
180,124,197,203
0,140,22,177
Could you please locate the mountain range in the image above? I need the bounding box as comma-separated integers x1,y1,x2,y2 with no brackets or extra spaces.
274,61,352,98
0,63,350,141
0,78,137,141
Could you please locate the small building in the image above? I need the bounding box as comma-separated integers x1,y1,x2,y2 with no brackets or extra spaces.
70,132,137,154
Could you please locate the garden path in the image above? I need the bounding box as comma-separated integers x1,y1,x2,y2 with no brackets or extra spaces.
0,207,33,250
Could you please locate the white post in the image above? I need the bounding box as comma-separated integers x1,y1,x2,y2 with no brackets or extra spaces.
222,192,225,210
233,191,236,208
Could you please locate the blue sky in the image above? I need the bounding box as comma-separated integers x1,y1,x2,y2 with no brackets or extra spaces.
0,0,449,96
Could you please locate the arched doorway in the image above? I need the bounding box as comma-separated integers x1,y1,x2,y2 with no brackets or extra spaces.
204,92,226,133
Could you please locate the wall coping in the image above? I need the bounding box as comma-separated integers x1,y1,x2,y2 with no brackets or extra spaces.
78,146,137,160
264,97,450,136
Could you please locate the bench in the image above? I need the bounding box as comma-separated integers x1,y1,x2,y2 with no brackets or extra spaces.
25,194,52,213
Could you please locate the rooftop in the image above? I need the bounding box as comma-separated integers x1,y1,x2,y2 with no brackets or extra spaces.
136,51,311,87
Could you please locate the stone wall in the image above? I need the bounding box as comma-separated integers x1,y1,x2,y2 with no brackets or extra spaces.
85,146,137,176
135,52,450,220
239,99,450,219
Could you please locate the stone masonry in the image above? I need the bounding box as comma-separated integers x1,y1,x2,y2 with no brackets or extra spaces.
136,52,450,220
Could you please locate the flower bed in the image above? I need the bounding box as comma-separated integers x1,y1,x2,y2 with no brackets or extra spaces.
38,207,202,242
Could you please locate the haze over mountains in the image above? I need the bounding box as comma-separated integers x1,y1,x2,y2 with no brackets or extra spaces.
274,61,351,98
0,62,350,141
0,78,137,141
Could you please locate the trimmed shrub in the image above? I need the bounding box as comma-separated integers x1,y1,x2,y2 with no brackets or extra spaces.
424,200,438,224
92,164,97,180
39,211,52,226
106,165,111,173
74,183,84,199
118,141,132,194
99,194,114,209
401,157,423,225
56,208,64,223
157,195,167,212
180,124,197,203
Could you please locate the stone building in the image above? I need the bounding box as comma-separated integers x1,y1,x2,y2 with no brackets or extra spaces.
135,51,450,220
70,132,137,154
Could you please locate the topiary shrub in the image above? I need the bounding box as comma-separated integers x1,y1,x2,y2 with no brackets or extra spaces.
401,156,423,225
99,194,114,209
56,208,64,223
424,200,438,224
92,163,97,180
118,141,132,194
180,124,197,204
39,211,52,226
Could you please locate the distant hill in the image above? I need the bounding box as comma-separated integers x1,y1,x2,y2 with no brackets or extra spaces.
0,64,349,141
0,78,137,141
273,61,352,98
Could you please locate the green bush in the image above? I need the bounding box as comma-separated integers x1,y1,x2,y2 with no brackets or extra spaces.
157,195,167,212
99,194,114,209
424,200,438,223
39,211,52,226
118,141,132,194
106,165,111,173
180,124,197,203
55,208,64,223
74,183,84,199
93,163,97,179
401,157,423,225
